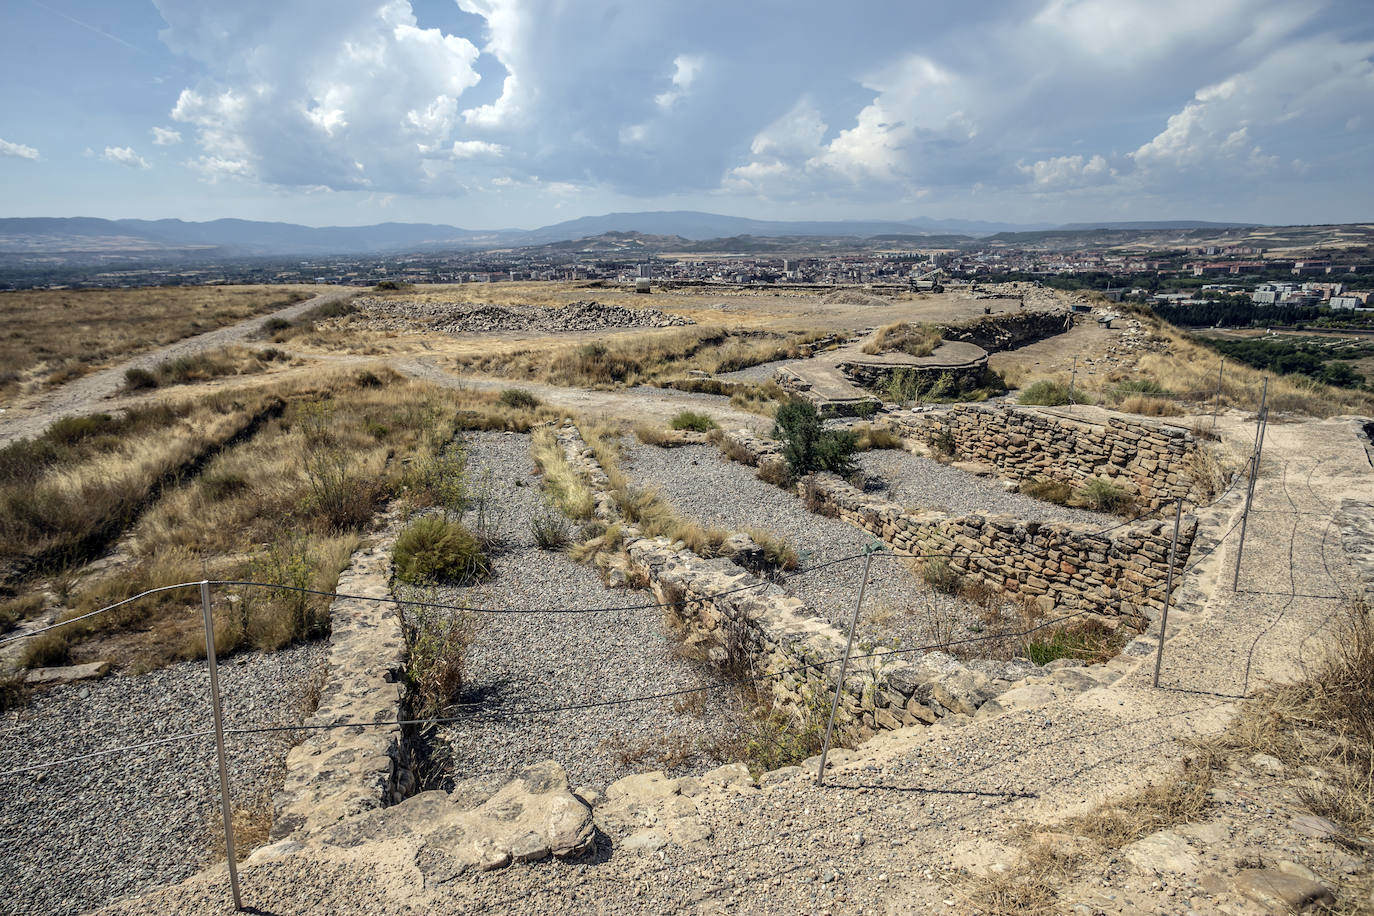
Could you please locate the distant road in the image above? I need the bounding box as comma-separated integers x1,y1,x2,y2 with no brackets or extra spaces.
0,287,354,446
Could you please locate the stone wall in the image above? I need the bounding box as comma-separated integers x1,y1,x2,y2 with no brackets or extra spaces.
936,310,1072,352
892,404,1204,510
555,424,1007,742
270,535,413,841
799,472,1195,623
838,359,989,396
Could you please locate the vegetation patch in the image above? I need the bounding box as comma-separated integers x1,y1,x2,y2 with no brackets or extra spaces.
392,516,490,586
862,321,942,358
1017,380,1073,406
773,400,857,478
670,410,717,432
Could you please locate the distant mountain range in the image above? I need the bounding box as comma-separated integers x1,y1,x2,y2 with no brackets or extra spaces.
0,211,1266,263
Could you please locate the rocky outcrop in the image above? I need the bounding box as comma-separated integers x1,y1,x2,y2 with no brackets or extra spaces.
892,403,1206,510
352,298,691,334
270,539,413,841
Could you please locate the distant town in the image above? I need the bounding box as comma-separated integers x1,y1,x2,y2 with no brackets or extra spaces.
4,230,1371,311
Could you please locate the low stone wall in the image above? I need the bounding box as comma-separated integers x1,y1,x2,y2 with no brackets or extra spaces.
801,472,1195,623
838,358,989,396
555,423,1004,742
270,535,413,841
892,404,1204,510
936,310,1072,352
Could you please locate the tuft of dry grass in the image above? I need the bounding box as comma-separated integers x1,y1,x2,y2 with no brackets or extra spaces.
0,285,311,404
531,427,595,519
862,322,942,358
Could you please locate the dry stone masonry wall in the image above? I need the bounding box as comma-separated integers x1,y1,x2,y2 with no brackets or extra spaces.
717,430,1196,623
270,537,413,841
893,403,1205,510
934,310,1072,352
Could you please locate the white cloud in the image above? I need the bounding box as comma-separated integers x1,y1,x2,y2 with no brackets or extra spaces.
450,139,505,158
0,139,40,160
102,146,150,168
1019,154,1113,189
655,54,704,109
151,126,182,145
158,0,483,189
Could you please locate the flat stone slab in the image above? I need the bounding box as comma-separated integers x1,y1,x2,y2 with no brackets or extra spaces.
1233,868,1335,912
25,660,110,685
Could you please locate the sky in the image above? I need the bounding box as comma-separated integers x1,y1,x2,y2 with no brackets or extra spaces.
1,0,1372,230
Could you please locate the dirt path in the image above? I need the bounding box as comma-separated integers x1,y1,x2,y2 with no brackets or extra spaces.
0,287,353,446
89,413,1373,915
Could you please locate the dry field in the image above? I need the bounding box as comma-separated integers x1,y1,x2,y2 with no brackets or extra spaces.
0,285,312,404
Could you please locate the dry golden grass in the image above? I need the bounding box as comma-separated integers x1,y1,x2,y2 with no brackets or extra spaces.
11,368,558,673
450,326,833,390
0,285,312,403
121,345,293,392
531,427,595,519
862,321,942,357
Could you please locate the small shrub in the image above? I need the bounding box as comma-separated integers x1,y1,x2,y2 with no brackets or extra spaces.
756,460,794,489
402,601,479,716
722,438,758,467
670,410,717,432
260,317,292,334
1024,620,1122,666
123,367,159,391
499,388,541,409
801,475,839,517
854,424,903,451
773,400,856,477
1018,380,1072,406
20,630,70,669
931,428,957,458
200,471,250,502
1078,478,1131,514
0,672,28,713
254,348,286,362
530,503,572,550
355,370,385,388
922,558,961,595
393,517,490,585
633,424,674,447
743,526,800,572
1021,478,1074,505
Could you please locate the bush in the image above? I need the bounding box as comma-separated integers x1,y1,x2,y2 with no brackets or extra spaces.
756,460,794,489
932,428,957,458
921,558,961,595
530,503,572,550
1078,478,1132,514
393,517,490,585
123,367,159,390
499,388,541,409
355,370,385,388
773,400,856,477
670,410,717,432
402,602,479,716
1021,478,1074,505
1018,380,1072,406
200,471,250,502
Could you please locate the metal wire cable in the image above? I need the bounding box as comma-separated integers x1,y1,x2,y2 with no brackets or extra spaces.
1,729,214,777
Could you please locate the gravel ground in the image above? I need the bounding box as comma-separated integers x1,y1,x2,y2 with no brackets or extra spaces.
715,360,790,383
353,299,690,335
416,432,739,794
855,446,1115,526
618,441,1004,650
0,643,327,916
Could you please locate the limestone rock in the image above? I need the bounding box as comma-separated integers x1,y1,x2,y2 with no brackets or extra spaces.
1233,868,1335,912
1123,830,1198,874
25,660,110,685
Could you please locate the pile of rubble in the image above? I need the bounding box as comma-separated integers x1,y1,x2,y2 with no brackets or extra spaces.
351,298,693,334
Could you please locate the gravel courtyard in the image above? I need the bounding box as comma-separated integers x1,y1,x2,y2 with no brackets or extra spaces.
0,644,326,916
616,439,1116,650
413,432,739,794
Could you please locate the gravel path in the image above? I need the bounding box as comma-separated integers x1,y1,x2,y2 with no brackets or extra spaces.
0,288,353,447
0,643,326,916
617,441,996,650
415,432,739,794
855,446,1115,526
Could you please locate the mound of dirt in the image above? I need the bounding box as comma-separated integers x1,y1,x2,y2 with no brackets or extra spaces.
820,289,893,307
352,298,693,334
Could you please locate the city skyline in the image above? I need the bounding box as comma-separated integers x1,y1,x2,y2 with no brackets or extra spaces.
2,0,1372,229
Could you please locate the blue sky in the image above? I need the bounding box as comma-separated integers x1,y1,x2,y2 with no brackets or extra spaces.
2,0,1372,229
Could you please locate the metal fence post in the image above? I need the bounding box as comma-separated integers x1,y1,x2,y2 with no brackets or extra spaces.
200,580,243,911
1069,356,1077,404
816,549,874,787
1152,498,1184,688
1231,379,1269,593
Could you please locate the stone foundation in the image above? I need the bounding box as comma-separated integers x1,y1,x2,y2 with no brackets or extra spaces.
935,310,1072,352
270,534,413,841
892,403,1205,510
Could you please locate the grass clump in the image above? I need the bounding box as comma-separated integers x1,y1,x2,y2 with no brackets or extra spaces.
863,322,942,358
670,410,717,432
531,428,595,519
1020,478,1074,505
401,599,480,717
392,516,489,586
773,400,857,478
498,388,541,409
530,502,572,550
853,423,903,451
1023,620,1123,666
1078,478,1131,514
921,558,961,595
1017,380,1073,406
